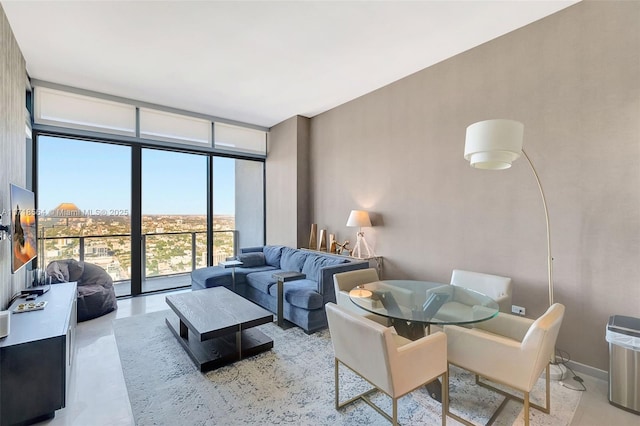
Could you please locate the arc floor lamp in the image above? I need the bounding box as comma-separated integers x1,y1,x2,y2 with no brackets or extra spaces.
463,119,554,307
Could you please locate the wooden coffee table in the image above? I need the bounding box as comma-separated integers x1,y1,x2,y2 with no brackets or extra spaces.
166,287,274,372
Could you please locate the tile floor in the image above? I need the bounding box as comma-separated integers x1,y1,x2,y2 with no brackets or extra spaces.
36,291,638,426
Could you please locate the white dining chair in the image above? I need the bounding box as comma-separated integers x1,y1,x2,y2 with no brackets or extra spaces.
326,302,448,425
444,303,565,426
333,268,389,325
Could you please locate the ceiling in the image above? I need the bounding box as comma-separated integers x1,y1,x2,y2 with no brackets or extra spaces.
2,1,579,129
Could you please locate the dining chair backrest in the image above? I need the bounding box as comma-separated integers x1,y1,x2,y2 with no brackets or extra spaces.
326,301,395,394
521,303,565,389
333,268,379,315
450,269,512,312
334,268,379,292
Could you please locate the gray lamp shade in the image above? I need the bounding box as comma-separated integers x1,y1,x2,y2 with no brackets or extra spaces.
464,119,524,170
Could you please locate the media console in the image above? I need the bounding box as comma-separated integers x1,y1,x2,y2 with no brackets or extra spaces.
0,282,77,426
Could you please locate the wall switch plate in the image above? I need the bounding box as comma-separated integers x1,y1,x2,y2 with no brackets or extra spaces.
511,305,526,316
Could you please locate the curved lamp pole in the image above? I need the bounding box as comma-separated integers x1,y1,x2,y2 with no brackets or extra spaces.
521,150,553,307
464,119,554,307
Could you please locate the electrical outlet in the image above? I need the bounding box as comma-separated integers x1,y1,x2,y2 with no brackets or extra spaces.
511,305,526,316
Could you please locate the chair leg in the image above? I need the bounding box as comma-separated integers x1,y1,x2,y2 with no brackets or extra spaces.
446,363,476,426
334,359,383,416
334,358,339,410
335,357,446,425
545,362,551,414
448,363,551,426
392,397,398,426
442,371,448,426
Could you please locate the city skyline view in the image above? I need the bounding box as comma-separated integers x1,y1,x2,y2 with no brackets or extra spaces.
35,135,253,294
39,213,236,289
37,136,236,215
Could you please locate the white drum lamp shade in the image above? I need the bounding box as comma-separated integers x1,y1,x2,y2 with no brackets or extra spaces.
464,119,524,170
346,210,372,228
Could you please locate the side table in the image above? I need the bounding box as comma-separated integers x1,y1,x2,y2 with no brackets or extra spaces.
358,255,383,275
219,260,243,290
272,271,306,329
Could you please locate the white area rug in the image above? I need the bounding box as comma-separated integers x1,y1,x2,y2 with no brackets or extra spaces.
114,310,581,425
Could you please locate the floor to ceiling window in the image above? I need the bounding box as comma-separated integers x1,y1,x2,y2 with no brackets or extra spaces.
212,156,237,264
36,135,264,297
37,136,132,294
31,84,266,297
141,148,208,293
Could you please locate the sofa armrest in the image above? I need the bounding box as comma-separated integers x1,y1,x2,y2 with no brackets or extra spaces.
320,260,368,301
240,246,264,254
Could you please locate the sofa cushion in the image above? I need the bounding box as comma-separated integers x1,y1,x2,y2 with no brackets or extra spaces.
301,254,348,283
236,252,266,268
234,265,276,284
280,247,308,272
245,270,282,294
268,279,324,310
263,245,284,267
191,266,233,289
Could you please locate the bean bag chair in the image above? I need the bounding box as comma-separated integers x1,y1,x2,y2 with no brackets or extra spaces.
46,259,117,322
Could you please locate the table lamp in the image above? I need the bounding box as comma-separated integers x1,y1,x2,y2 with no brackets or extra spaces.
346,210,374,258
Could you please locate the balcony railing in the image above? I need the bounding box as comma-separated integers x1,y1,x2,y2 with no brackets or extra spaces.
38,230,238,283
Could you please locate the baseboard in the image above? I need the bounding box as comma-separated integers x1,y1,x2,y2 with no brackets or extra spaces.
565,359,608,381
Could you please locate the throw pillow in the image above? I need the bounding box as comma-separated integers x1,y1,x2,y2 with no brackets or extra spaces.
263,245,284,267
237,252,266,268
302,255,346,283
280,248,308,272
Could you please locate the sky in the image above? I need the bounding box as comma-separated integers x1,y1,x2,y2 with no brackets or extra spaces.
38,136,236,215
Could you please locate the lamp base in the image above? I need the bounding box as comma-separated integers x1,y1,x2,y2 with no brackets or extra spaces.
352,233,374,259
550,363,568,381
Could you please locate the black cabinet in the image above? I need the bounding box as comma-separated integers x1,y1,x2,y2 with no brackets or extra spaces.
0,282,77,426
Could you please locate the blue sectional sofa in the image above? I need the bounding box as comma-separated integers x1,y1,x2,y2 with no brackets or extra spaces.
191,246,368,333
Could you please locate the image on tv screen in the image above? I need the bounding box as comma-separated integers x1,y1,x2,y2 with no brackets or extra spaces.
10,184,37,274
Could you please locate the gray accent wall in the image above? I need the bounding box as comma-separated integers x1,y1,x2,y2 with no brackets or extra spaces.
0,4,27,309
307,1,639,371
266,116,310,249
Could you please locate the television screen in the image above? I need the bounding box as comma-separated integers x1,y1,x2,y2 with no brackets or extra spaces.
10,184,37,274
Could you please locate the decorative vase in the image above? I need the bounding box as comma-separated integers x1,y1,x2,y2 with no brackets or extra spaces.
329,234,337,253
309,224,317,249
318,229,327,251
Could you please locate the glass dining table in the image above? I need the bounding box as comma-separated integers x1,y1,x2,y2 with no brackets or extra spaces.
349,279,499,334
349,279,500,401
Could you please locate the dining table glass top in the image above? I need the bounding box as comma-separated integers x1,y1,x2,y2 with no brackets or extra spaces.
349,279,499,326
